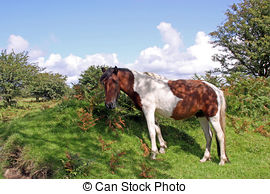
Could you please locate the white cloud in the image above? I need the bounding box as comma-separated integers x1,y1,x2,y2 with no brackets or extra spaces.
6,34,44,60
36,53,119,85
157,22,183,54
186,31,220,72
7,35,29,53
5,23,220,85
28,49,44,59
127,22,220,79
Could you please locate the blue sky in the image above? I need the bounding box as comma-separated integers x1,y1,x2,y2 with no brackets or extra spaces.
0,0,238,83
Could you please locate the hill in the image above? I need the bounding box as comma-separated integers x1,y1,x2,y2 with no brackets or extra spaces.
0,91,269,178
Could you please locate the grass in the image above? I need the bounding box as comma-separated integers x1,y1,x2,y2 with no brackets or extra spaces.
0,98,270,179
0,98,59,122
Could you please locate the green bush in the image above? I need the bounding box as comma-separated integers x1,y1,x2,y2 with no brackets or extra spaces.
225,73,270,117
0,50,39,106
30,72,68,101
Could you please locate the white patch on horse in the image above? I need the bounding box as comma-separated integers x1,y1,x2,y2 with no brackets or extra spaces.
132,70,181,118
198,117,212,162
203,81,228,165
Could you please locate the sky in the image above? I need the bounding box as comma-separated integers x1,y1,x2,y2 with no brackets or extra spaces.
0,0,239,84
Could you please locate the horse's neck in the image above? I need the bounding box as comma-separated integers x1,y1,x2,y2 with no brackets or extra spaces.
117,69,135,96
117,69,143,110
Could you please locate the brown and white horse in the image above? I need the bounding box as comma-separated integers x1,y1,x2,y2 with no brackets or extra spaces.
100,66,229,165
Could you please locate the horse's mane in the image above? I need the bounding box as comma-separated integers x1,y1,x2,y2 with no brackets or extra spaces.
143,72,167,81
101,67,167,82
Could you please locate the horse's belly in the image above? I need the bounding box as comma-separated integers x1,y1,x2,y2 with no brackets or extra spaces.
155,108,173,118
155,97,182,118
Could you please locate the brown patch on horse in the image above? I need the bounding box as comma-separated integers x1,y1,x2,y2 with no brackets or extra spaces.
167,80,218,120
103,73,120,103
117,69,143,110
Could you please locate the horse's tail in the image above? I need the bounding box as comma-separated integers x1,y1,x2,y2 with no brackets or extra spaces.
219,91,226,136
218,90,230,162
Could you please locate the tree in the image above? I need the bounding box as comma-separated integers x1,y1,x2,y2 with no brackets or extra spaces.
76,65,105,105
0,50,39,106
78,65,104,96
210,0,270,77
30,72,67,101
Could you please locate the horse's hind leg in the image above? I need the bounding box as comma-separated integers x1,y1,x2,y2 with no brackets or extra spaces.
198,117,212,162
209,116,228,165
154,124,167,154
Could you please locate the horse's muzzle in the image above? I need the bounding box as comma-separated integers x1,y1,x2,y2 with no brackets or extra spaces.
105,102,116,109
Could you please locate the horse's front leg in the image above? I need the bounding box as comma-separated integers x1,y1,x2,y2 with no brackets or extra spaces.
155,124,167,154
143,106,158,159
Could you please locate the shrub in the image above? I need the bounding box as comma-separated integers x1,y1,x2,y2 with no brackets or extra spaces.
0,50,40,106
225,73,270,117
30,72,68,101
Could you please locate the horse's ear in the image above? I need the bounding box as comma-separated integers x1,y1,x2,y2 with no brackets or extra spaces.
101,67,106,73
113,66,118,75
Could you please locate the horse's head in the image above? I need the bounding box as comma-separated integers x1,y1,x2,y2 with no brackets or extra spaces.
100,66,120,109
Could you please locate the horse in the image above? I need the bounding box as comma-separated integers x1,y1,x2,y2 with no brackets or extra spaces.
100,66,229,165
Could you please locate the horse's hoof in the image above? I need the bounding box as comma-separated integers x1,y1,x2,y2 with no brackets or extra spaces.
200,158,207,163
159,147,166,154
219,161,225,166
219,157,229,165
151,152,157,160
200,156,211,163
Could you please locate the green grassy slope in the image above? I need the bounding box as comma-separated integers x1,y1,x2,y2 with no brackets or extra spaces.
0,99,269,178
